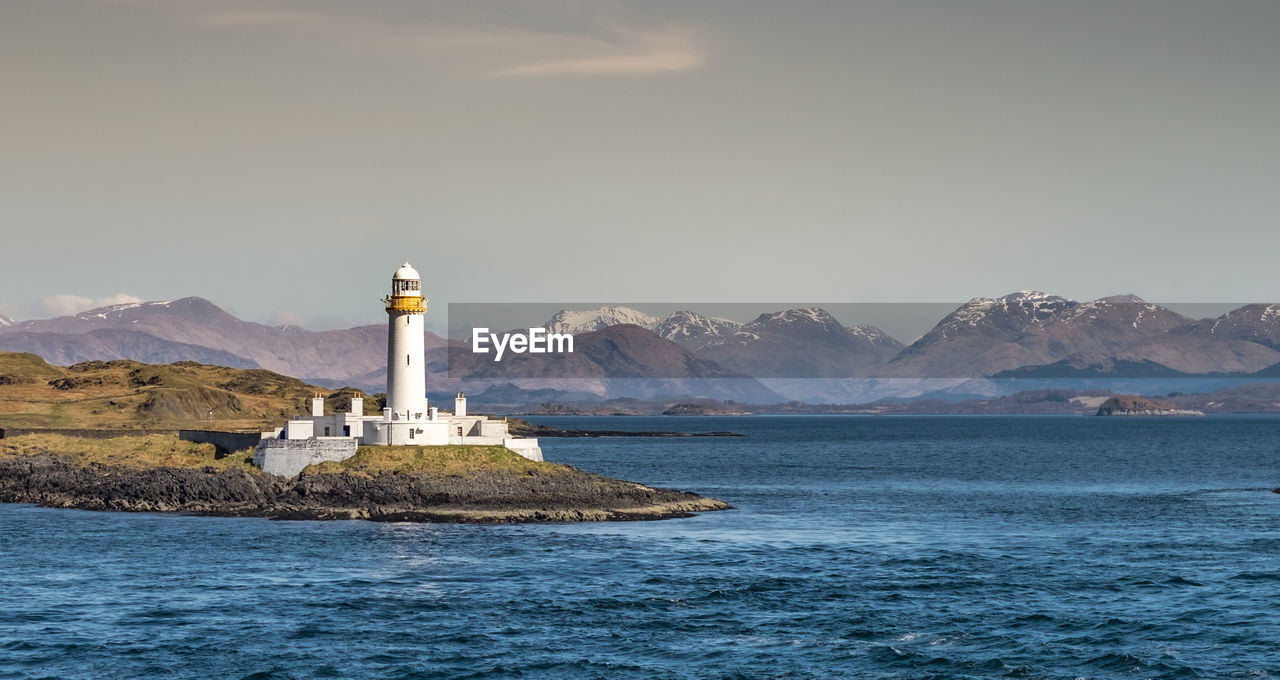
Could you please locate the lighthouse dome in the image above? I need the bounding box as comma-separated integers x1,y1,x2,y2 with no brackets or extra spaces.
393,262,420,281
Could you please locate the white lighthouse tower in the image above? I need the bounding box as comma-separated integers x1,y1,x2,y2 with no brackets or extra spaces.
249,260,543,472
385,263,427,432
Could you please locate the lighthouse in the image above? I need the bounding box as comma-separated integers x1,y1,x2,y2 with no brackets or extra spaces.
248,260,543,473
385,262,427,424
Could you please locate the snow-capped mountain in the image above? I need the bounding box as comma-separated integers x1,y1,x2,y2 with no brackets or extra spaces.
1192,304,1280,350
541,305,905,378
912,291,1078,348
1048,295,1185,329
1021,296,1193,353
697,307,904,378
0,312,12,328
654,310,741,351
544,306,660,334
1010,296,1280,375
75,300,180,321
885,291,1280,377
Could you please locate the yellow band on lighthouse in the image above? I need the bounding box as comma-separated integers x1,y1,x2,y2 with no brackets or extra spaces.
385,296,427,314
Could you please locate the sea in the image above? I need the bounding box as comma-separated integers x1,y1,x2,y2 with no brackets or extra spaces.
1,416,1278,679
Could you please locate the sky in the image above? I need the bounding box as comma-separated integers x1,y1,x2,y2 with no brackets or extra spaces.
2,0,1279,333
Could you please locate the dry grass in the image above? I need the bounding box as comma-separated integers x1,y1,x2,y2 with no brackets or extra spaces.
0,432,257,471
0,352,338,431
306,445,567,478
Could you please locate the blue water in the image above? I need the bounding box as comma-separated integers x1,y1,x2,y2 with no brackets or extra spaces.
2,416,1279,679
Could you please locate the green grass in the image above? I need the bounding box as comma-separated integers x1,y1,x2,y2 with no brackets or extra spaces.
0,350,347,431
305,444,567,478
0,432,259,472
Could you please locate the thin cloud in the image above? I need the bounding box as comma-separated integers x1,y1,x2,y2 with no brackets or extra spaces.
494,27,703,77
179,3,706,78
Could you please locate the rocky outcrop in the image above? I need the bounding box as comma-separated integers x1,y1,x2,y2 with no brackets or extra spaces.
1095,395,1204,416
661,403,751,416
0,455,730,522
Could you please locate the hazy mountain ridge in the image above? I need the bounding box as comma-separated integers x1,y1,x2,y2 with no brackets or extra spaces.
1190,304,1280,349
0,297,389,384
0,329,259,369
550,305,904,379
696,307,904,378
6,295,1280,405
884,292,1280,378
448,324,782,403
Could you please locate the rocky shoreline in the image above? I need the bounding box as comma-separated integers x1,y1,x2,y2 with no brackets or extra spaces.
0,455,730,523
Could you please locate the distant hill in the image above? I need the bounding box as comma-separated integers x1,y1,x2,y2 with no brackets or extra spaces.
884,293,1280,378
0,328,259,369
992,354,1192,379
448,324,783,403
696,307,903,378
0,351,356,432
885,293,1185,377
540,306,904,378
1189,304,1280,350
0,297,392,386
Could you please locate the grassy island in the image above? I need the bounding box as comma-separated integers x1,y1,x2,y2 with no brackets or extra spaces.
0,352,730,522
0,431,729,523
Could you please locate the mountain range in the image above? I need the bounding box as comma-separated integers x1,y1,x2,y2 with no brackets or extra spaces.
3,293,1280,404
884,293,1280,378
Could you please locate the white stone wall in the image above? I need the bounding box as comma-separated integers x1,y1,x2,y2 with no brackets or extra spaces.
253,437,358,477
504,438,543,462
283,419,313,440
383,421,448,446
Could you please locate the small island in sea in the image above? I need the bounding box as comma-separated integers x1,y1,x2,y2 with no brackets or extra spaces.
0,434,727,522
1095,395,1205,417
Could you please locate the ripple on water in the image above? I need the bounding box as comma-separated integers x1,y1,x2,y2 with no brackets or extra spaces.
3,416,1280,679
